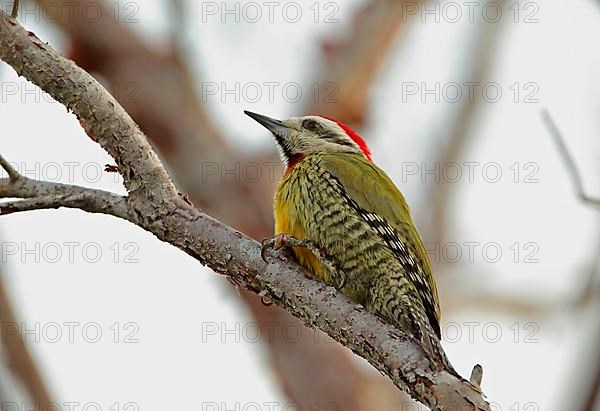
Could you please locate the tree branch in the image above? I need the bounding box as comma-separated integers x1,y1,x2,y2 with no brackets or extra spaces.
10,0,18,18
541,110,600,207
0,154,19,180
0,168,130,218
34,0,274,234
0,10,490,410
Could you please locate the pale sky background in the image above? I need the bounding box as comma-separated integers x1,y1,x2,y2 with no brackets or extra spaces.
1,0,599,410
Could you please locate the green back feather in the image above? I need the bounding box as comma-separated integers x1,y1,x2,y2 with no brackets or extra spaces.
321,153,441,333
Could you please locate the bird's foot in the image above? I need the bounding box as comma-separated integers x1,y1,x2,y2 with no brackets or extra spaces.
260,233,311,262
261,234,346,290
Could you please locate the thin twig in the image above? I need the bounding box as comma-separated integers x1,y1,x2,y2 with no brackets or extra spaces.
11,0,19,18
541,110,600,207
0,153,20,180
470,364,483,387
0,170,130,219
0,190,129,219
542,110,600,411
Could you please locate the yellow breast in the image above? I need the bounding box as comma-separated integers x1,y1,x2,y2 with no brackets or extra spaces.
274,175,325,279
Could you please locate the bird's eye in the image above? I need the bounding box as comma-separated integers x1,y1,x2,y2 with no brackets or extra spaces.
302,119,322,132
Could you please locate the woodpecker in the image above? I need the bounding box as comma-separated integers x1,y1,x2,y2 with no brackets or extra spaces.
245,111,455,372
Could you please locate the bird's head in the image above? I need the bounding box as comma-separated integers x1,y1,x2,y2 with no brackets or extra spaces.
245,111,371,169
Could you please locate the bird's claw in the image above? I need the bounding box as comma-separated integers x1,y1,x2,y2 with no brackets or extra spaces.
260,238,275,262
335,271,346,290
260,296,273,306
321,256,345,290
261,234,345,291
260,234,291,263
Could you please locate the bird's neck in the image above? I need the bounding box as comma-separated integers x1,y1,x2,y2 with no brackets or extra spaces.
284,153,306,175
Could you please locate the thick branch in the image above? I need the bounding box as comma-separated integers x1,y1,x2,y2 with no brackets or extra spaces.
34,0,273,233
0,15,178,206
0,10,490,410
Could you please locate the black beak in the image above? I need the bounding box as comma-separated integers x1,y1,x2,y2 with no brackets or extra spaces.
244,111,289,136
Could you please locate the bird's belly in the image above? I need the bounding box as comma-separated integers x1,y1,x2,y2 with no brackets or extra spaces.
275,190,394,305
274,209,326,279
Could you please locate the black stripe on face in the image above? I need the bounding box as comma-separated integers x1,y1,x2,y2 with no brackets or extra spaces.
275,135,293,161
334,139,357,148
323,132,356,149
